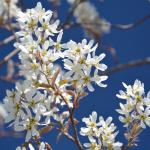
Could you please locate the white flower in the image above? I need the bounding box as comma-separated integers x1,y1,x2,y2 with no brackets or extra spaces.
3,90,22,123
86,53,107,71
80,112,122,149
135,107,150,128
116,79,150,129
63,39,108,92
15,108,40,142
116,80,145,101
84,136,101,150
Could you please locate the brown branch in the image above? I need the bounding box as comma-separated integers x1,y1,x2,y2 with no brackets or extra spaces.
102,57,150,75
0,35,15,47
63,13,150,30
39,68,83,150
111,14,150,30
0,76,16,83
0,49,20,67
60,0,87,29
69,109,83,150
55,85,83,150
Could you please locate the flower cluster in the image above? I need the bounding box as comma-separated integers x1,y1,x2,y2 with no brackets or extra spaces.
63,39,108,92
14,2,108,93
67,0,111,38
3,80,69,143
80,111,122,150
1,2,108,149
116,79,150,128
0,0,20,23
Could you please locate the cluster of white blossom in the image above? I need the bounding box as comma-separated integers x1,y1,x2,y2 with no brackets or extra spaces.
80,111,122,150
1,2,108,149
0,0,20,22
116,79,150,128
14,2,108,93
63,39,108,92
3,80,69,143
67,0,111,37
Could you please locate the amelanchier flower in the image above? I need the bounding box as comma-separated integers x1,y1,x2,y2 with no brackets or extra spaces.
2,2,109,149
3,80,70,144
63,39,108,92
116,79,150,129
80,111,122,150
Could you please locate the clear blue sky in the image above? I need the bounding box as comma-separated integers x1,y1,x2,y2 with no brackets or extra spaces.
0,0,150,149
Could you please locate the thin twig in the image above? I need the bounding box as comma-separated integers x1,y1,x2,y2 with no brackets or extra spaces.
63,13,150,30
0,76,16,83
111,14,150,30
0,35,15,47
103,57,150,75
0,49,20,67
60,0,87,29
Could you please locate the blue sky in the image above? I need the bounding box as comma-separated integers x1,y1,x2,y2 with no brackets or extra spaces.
0,0,150,149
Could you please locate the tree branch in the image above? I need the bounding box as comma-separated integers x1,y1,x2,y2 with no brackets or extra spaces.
0,35,15,47
103,57,150,75
0,49,20,67
63,13,150,30
111,14,150,30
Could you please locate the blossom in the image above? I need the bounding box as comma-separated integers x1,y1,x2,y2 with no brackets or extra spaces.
80,112,122,150
116,79,150,129
63,39,108,92
116,79,144,100
83,136,101,150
